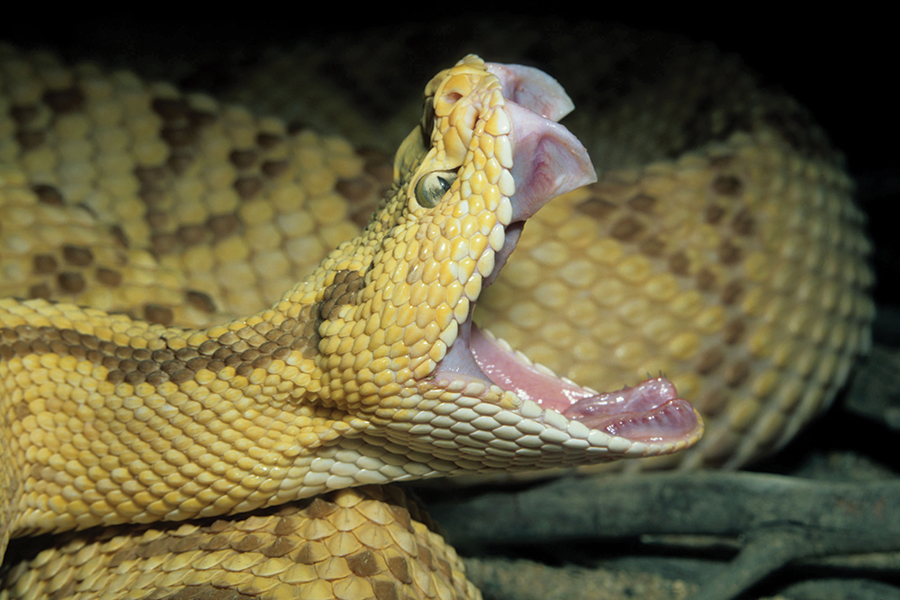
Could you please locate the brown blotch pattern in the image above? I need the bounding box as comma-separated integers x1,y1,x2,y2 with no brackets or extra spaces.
134,95,222,253
56,272,85,293
416,544,434,574
256,132,283,149
347,549,381,577
373,580,401,600
731,208,756,236
167,151,195,175
32,255,57,274
176,224,206,246
0,307,317,388
42,87,86,114
696,388,726,418
185,290,217,313
712,174,743,196
31,184,64,206
108,225,129,248
717,240,742,265
638,236,666,257
14,129,44,150
261,159,288,178
151,98,191,120
336,176,376,203
62,245,93,267
306,497,338,520
387,556,413,584
261,537,296,558
720,280,743,305
708,155,734,168
233,176,263,200
27,284,51,300
705,204,726,225
229,534,262,552
0,318,298,386
318,269,366,322
294,543,323,565
134,165,167,187
10,104,39,125
667,251,690,276
627,193,656,213
574,195,617,220
159,126,197,149
695,268,717,291
609,215,644,242
208,214,242,239
95,267,123,287
151,233,178,256
722,318,746,345
143,304,174,326
724,360,752,388
229,149,258,169
695,347,724,375
199,533,230,551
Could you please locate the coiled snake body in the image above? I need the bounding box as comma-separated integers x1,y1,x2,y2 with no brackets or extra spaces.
0,28,873,600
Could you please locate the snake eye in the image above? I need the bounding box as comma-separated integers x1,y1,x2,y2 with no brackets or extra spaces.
414,171,457,208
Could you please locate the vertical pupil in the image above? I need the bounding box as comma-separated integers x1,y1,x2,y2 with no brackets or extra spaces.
416,172,457,208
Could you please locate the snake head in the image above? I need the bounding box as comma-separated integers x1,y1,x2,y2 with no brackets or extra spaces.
304,55,702,479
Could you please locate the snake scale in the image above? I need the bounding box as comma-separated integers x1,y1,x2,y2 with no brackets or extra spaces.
0,21,874,600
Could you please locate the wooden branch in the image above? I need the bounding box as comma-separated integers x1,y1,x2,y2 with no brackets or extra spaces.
425,471,900,600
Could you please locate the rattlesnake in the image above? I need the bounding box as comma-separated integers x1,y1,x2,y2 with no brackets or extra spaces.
0,23,873,600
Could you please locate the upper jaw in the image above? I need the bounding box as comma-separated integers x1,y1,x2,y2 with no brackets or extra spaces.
428,61,703,459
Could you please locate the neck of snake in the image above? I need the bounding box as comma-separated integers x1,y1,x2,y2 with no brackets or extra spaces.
0,292,369,539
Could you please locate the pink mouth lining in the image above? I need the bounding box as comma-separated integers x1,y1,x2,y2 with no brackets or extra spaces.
469,325,699,444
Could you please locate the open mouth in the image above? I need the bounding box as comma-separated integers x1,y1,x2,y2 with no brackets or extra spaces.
428,62,701,453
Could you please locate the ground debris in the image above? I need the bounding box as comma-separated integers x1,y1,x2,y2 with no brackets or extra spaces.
428,462,900,600
463,556,696,600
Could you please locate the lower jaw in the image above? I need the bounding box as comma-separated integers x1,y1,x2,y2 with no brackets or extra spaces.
467,324,700,444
